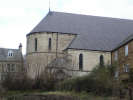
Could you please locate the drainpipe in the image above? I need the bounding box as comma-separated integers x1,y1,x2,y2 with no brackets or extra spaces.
56,33,59,58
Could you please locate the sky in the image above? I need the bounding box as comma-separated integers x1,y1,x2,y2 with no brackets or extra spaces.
1,0,133,54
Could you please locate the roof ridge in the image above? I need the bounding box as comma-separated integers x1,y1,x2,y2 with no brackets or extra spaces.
50,11,133,21
0,48,19,50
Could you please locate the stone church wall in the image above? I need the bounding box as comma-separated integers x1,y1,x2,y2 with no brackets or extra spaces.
26,32,112,78
26,32,76,78
67,49,111,72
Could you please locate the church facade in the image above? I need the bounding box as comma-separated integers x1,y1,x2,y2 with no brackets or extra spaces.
26,11,133,79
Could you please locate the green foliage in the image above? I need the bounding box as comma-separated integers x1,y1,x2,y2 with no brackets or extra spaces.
57,63,118,96
2,63,118,96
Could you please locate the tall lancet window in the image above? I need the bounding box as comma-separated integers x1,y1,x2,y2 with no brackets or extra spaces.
79,53,83,70
48,38,52,50
35,38,37,51
100,55,104,66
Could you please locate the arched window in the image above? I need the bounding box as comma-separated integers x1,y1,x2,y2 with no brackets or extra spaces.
100,55,104,66
48,38,52,50
35,38,37,51
79,53,83,70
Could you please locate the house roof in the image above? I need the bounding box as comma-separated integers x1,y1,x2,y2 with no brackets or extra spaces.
0,48,22,62
28,11,133,51
113,33,133,51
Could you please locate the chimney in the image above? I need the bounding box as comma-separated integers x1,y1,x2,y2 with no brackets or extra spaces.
19,43,22,52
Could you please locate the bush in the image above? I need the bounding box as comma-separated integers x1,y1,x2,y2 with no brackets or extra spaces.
32,75,56,91
56,64,117,96
2,73,33,91
2,69,58,91
56,75,103,94
32,70,58,91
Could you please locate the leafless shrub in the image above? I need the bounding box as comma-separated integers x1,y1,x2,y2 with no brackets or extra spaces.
32,55,73,90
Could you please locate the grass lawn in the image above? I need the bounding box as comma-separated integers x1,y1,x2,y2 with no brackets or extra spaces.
0,90,117,100
38,91,116,100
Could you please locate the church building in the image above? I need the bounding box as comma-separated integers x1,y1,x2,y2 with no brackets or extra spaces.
26,11,133,79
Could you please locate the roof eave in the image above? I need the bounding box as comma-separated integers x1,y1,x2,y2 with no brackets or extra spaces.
27,31,77,36
111,38,133,52
65,47,111,52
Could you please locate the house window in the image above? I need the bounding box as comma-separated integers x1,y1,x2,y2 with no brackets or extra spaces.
114,51,118,61
125,45,128,56
48,38,52,50
1,64,4,72
7,64,10,72
123,64,129,72
10,64,15,72
114,71,119,78
79,54,83,70
100,55,104,66
8,50,14,57
35,38,37,51
7,64,15,72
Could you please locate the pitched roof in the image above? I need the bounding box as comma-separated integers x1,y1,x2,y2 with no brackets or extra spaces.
0,48,22,61
28,11,133,51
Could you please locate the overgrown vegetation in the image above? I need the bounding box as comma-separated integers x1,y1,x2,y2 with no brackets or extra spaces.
1,72,57,91
32,70,57,91
56,63,117,96
1,62,120,98
1,91,115,100
2,73,33,91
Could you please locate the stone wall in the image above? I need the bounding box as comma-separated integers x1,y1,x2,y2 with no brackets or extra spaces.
26,32,76,78
67,49,111,72
26,32,112,78
27,32,76,53
112,40,133,73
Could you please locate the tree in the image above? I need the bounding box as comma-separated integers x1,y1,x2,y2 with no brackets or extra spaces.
89,64,115,95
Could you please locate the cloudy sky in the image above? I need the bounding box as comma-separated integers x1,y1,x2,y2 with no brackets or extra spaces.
1,0,133,54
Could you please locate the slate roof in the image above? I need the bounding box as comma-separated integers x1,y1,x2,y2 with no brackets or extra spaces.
113,34,133,51
0,48,22,61
28,11,133,51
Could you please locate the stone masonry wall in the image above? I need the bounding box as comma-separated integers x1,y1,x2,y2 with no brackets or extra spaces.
112,40,133,73
67,49,111,75
26,32,76,78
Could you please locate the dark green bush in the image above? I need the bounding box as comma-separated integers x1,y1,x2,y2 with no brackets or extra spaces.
56,64,117,96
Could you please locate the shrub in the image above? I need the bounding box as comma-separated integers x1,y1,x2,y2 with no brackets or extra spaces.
57,63,117,96
57,75,100,93
32,70,58,91
2,73,33,91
